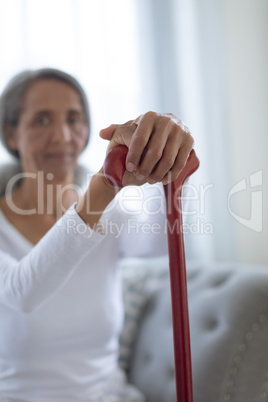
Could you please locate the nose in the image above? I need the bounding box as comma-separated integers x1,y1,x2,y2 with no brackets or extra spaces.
52,123,72,143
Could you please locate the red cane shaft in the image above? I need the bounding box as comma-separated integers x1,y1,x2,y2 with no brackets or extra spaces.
164,150,199,401
103,145,199,402
165,182,192,401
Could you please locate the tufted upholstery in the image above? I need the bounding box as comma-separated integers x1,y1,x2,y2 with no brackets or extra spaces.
120,259,268,402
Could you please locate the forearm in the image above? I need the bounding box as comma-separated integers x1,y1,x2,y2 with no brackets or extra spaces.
0,207,105,313
0,170,119,313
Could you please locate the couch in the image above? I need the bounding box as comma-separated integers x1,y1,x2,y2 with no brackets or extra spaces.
119,256,268,402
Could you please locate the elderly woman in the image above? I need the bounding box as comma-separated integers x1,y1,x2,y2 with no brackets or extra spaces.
0,68,194,402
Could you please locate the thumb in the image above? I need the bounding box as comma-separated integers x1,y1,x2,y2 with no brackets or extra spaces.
99,124,118,140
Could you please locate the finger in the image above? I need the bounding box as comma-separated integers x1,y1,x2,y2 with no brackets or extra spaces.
162,141,194,185
134,118,173,180
104,122,137,156
99,124,118,140
125,112,156,172
144,123,187,184
122,170,147,187
146,131,181,184
164,114,191,134
100,119,136,141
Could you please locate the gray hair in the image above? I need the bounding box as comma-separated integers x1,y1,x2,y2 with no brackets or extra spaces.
0,68,91,159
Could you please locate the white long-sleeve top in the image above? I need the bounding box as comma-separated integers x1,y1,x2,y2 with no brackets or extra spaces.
0,186,168,401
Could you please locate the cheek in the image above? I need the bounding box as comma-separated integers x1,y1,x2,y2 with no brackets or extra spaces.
18,131,49,156
73,128,89,153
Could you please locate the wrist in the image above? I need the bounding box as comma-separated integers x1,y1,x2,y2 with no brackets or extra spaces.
76,167,120,229
97,167,121,197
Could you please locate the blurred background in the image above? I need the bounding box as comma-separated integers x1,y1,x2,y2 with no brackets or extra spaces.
0,0,267,265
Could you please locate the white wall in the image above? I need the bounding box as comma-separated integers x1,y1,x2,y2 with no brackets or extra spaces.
176,0,268,265
222,0,268,264
0,0,143,172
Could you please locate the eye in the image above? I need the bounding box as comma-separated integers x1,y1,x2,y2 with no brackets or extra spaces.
37,116,50,126
69,116,82,125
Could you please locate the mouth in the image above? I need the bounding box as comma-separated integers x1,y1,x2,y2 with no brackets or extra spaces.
44,152,75,161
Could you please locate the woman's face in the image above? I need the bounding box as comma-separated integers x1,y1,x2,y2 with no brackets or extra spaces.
8,79,88,180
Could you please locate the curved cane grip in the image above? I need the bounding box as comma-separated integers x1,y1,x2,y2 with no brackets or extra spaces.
103,145,128,187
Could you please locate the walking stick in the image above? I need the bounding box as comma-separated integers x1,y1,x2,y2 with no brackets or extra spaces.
104,145,199,402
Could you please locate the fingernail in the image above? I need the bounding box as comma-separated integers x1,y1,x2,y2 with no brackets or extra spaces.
147,178,156,184
162,179,170,185
136,174,145,181
126,162,135,172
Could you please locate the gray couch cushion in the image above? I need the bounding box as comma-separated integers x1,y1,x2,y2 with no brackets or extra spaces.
119,256,169,372
126,261,268,402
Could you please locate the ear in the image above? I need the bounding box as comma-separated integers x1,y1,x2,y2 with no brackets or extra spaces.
4,123,18,150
